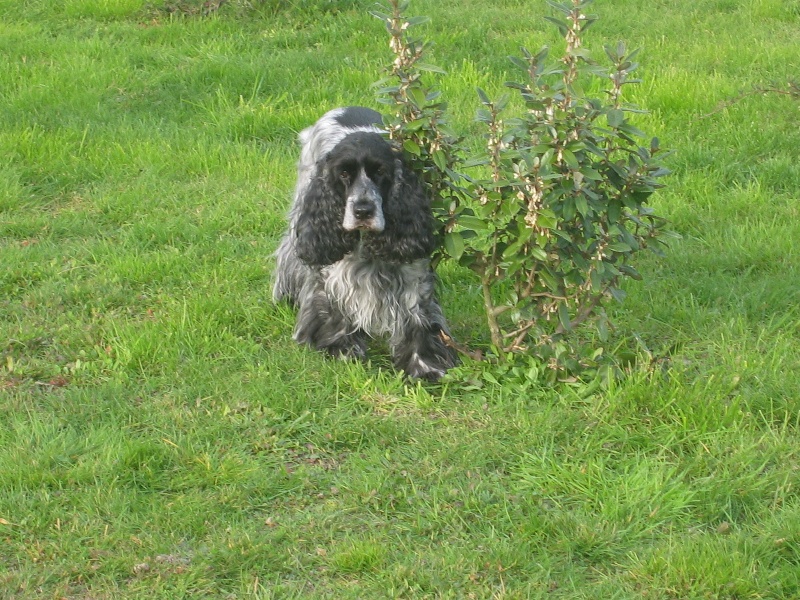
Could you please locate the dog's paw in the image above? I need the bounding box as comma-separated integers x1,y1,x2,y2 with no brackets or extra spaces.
325,339,368,362
403,353,449,382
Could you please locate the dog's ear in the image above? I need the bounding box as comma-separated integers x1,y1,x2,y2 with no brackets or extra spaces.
364,157,436,262
293,166,357,266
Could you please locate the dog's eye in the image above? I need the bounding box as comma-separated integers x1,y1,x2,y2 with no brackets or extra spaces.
370,164,388,179
339,170,351,182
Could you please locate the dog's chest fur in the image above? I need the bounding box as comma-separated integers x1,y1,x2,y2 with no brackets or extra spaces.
322,254,433,336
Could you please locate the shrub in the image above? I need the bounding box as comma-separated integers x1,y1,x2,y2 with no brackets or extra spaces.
372,0,673,380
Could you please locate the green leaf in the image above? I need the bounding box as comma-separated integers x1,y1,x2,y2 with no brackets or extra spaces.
609,287,627,303
545,1,571,16
368,10,390,22
432,149,448,171
561,196,576,221
557,303,572,332
458,215,489,231
619,264,642,280
401,116,422,131
463,156,490,168
408,86,427,109
373,85,401,95
406,15,431,26
476,108,493,123
543,15,569,36
607,199,622,222
538,209,558,230
529,245,548,261
502,226,533,258
607,242,631,252
580,167,602,181
402,139,421,156
508,56,530,72
606,109,624,128
618,122,646,138
539,268,560,292
417,63,447,75
444,231,465,260
561,149,579,170
575,193,589,217
495,93,511,112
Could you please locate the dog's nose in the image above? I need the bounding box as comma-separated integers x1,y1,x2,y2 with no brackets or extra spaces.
353,203,375,221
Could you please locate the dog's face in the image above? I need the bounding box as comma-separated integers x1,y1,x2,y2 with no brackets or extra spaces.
326,132,396,233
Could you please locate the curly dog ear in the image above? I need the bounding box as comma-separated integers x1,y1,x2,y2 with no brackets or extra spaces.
293,166,358,266
363,157,436,262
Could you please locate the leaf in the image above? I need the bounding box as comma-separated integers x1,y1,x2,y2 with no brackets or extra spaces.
650,137,660,153
476,108,493,123
503,226,533,259
373,85,401,95
505,80,530,92
609,287,627,303
406,15,431,27
476,87,491,105
495,93,511,112
463,156,490,168
652,167,671,178
543,16,569,36
557,303,572,332
402,139,421,156
538,209,558,230
606,109,624,128
619,264,642,280
368,10,390,22
607,242,631,252
508,56,530,72
575,193,589,217
607,199,622,223
432,149,448,171
404,118,425,132
458,215,489,231
539,268,560,292
444,231,465,260
528,245,548,261
545,1,571,16
561,149,579,170
618,122,646,138
417,63,447,75
408,86,427,109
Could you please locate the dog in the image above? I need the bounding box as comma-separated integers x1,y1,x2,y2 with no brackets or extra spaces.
273,107,456,381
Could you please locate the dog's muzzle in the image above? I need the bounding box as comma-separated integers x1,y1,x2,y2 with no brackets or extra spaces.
342,171,385,232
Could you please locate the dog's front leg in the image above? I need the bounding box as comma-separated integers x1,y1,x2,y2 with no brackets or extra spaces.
293,276,367,361
390,316,457,382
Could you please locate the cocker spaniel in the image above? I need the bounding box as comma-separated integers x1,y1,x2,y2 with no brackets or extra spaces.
273,107,457,381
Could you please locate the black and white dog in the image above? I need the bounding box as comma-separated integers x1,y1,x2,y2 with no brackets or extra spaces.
273,107,456,381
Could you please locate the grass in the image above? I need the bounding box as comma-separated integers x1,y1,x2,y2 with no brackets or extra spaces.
1,0,799,597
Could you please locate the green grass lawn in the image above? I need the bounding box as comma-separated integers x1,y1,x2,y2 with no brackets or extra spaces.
1,0,799,597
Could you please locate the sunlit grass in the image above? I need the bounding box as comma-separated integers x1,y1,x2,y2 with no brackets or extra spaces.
1,0,798,597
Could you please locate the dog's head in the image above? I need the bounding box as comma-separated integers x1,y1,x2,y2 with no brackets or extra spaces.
326,131,395,233
293,129,436,267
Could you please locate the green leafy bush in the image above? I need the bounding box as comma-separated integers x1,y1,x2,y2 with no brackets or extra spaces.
373,0,673,380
